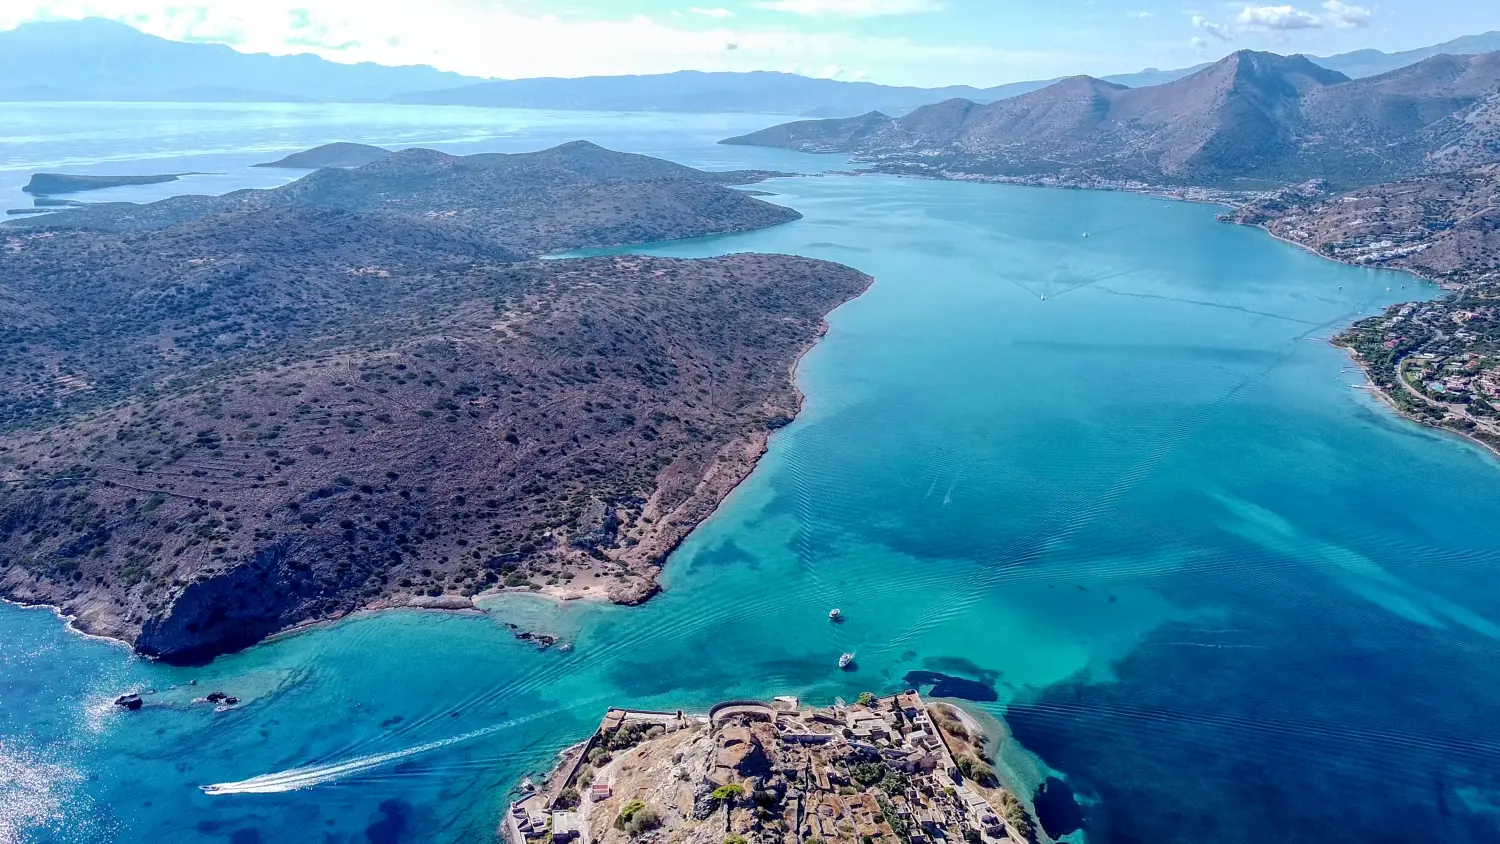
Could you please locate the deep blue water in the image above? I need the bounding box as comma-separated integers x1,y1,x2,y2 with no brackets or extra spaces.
3,104,1499,844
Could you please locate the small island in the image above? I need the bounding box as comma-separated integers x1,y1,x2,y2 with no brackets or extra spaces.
505,691,1039,844
22,172,189,195
252,142,394,169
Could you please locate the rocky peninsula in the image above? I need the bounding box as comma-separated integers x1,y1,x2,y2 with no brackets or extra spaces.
504,691,1039,844
22,172,192,194
0,141,868,663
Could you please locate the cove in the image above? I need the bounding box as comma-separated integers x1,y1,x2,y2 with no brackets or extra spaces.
3,106,1500,844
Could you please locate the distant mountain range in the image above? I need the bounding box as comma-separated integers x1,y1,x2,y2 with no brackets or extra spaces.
2,18,1498,118
724,50,1500,190
392,70,991,117
0,18,481,103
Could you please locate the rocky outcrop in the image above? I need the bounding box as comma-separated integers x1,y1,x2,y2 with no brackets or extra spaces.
716,724,773,779
253,142,393,169
134,539,322,665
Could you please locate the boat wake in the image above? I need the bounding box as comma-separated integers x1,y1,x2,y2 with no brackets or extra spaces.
200,711,549,795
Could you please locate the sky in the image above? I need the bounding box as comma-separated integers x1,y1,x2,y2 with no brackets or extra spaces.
1,1,1496,87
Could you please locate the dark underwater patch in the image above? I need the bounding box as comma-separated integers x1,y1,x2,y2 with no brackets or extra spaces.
902,668,998,702
922,656,1001,686
695,537,762,572
365,799,410,844
1032,777,1086,839
1005,612,1500,844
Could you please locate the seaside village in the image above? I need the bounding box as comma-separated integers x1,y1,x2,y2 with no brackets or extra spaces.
503,691,1039,844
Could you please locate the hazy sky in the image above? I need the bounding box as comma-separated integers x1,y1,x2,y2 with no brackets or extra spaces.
3,1,1497,86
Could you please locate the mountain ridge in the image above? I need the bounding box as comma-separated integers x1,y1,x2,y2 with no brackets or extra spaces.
723,49,1500,190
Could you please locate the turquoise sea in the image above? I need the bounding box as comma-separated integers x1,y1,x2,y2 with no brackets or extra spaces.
3,103,1500,844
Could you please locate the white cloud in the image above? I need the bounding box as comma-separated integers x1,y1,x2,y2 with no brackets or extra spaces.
1128,10,1153,19
1192,14,1233,41
687,7,734,18
1190,35,1209,51
1237,5,1321,31
752,0,944,17
1191,2,1372,41
1321,1,1372,28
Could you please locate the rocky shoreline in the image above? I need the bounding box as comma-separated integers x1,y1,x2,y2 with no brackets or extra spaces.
1218,173,1500,461
32,298,855,658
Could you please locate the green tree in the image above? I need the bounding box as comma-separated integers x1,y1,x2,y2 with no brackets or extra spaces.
851,762,886,787
857,691,875,706
711,784,745,803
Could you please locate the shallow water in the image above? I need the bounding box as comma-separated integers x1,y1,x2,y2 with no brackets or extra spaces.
3,104,1500,844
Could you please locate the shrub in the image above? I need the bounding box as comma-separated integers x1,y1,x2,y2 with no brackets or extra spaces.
998,792,1036,842
955,755,997,787
615,800,660,836
878,772,910,796
878,796,909,839
932,706,968,740
606,721,653,751
725,836,747,844
856,692,875,706
555,787,579,809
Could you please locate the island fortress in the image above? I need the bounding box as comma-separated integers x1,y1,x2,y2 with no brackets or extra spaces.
503,691,1039,844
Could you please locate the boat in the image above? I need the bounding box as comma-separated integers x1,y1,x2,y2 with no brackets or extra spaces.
829,608,842,620
839,652,856,670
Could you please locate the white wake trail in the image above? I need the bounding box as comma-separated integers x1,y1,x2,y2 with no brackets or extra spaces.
200,711,550,795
